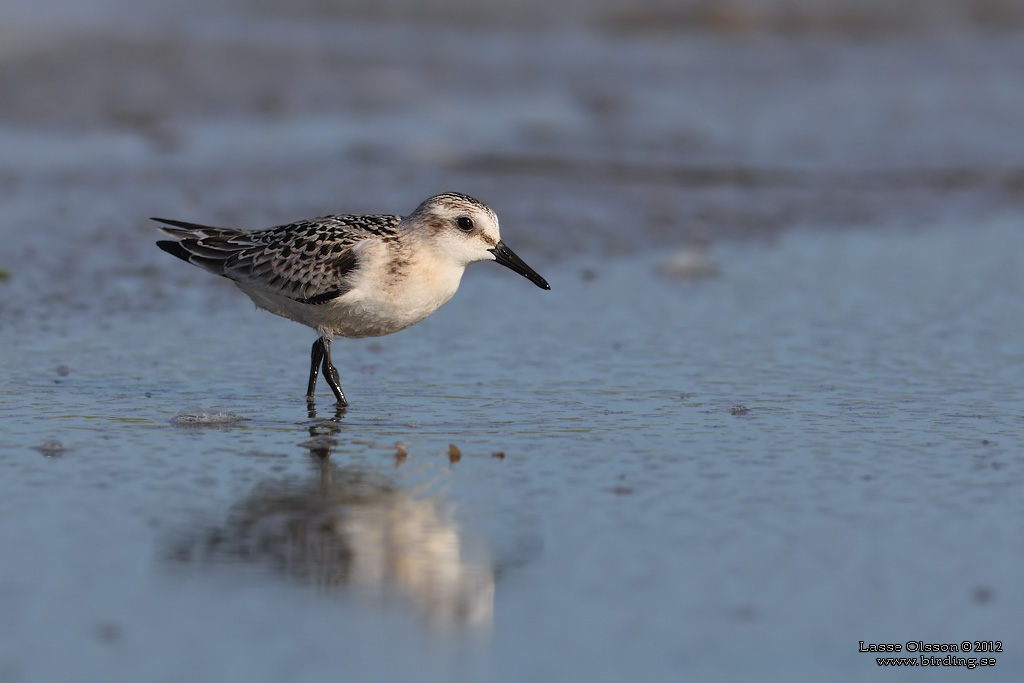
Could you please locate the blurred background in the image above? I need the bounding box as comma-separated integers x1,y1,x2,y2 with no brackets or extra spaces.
4,0,1024,289
2,2,1023,682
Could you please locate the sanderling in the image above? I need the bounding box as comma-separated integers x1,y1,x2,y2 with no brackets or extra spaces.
155,192,549,405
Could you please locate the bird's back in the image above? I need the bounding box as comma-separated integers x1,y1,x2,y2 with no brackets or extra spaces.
154,214,401,305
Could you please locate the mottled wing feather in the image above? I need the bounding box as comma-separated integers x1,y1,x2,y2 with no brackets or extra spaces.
153,214,401,304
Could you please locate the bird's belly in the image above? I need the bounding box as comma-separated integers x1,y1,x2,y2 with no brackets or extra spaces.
238,257,463,339
325,263,464,338
321,294,444,338
239,282,458,338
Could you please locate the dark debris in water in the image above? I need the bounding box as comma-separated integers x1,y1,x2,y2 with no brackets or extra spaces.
729,404,750,416
972,586,995,605
34,440,68,457
727,604,760,623
94,622,124,645
171,411,248,427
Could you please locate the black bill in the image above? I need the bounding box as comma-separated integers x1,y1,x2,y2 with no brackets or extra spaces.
489,241,550,290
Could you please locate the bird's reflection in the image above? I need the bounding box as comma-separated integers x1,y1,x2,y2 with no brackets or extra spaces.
300,399,347,458
169,406,494,627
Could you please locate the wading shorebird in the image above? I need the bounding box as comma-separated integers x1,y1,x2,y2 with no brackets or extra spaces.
155,192,549,405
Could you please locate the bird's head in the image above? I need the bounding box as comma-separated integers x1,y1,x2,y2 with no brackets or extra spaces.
406,192,549,290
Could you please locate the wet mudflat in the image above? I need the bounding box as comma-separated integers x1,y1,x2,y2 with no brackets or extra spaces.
2,1,1024,681
3,220,1022,682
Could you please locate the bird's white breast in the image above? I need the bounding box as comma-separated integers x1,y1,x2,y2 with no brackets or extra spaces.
332,242,465,338
240,239,467,339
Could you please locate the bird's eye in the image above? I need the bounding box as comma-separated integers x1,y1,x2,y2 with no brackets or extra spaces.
456,216,474,232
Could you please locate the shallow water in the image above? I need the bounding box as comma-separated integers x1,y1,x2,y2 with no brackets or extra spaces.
3,1,1024,679
2,217,1022,682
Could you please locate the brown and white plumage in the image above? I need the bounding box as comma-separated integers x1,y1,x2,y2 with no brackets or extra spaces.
155,192,549,405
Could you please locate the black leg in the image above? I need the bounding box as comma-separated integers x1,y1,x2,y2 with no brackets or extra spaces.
307,338,325,399
319,338,348,406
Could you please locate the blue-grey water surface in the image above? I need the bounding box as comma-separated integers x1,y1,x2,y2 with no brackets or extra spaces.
2,216,1022,682
3,1,1024,680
